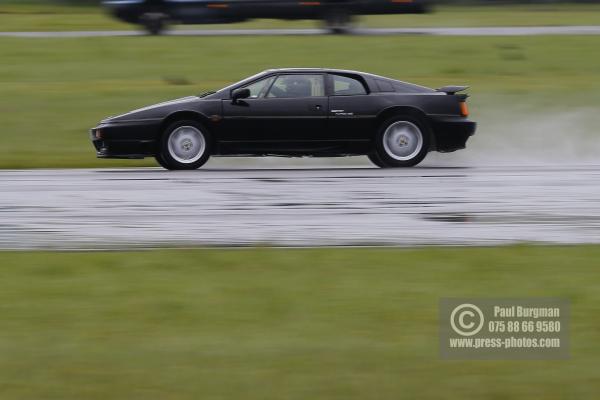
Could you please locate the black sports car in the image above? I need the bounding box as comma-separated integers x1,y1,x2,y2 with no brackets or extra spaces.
90,68,476,169
102,0,431,35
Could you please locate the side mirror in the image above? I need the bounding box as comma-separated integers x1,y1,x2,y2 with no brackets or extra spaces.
231,88,251,104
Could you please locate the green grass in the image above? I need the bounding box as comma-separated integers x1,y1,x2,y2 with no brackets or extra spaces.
1,34,600,168
0,245,599,399
0,3,131,32
1,4,600,31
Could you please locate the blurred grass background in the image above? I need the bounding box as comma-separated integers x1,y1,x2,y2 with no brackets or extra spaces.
1,245,599,399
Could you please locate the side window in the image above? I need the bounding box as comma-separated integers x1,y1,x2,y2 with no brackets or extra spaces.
332,75,367,96
243,76,276,98
267,74,325,98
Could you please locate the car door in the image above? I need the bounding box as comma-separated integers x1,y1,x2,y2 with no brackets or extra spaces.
221,73,328,144
327,73,375,141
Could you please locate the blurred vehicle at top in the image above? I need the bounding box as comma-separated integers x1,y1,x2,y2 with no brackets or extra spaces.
102,0,431,34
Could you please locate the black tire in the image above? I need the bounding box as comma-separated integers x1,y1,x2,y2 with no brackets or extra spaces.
373,116,430,168
158,120,211,170
322,9,354,34
154,153,170,169
141,13,168,35
367,153,388,168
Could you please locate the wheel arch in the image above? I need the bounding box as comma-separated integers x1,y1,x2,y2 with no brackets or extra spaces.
376,106,436,151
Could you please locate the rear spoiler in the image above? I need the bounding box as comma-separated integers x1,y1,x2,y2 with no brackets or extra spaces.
436,86,469,95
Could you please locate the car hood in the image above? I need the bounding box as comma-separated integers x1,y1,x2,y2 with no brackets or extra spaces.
102,96,199,123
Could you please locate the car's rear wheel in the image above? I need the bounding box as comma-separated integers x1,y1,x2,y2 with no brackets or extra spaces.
373,116,430,168
158,121,210,170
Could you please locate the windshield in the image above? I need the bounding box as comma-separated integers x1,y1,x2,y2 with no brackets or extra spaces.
217,71,271,94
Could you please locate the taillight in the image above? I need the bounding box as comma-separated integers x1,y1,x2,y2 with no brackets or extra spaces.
459,102,469,117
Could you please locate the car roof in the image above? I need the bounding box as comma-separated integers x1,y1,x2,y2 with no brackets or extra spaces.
264,68,372,76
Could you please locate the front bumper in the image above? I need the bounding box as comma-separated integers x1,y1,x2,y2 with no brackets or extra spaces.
429,116,476,153
90,119,160,159
90,136,152,159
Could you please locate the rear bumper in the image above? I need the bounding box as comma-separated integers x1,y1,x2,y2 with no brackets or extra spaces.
429,116,476,153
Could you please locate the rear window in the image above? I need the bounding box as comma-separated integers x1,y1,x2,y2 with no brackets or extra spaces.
376,80,395,92
393,82,435,93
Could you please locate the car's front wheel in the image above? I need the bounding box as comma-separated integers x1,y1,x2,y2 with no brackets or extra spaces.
140,12,168,35
367,153,387,168
157,121,210,170
372,117,430,168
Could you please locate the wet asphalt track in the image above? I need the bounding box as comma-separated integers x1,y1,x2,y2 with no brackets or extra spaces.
2,26,600,38
1,164,599,249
